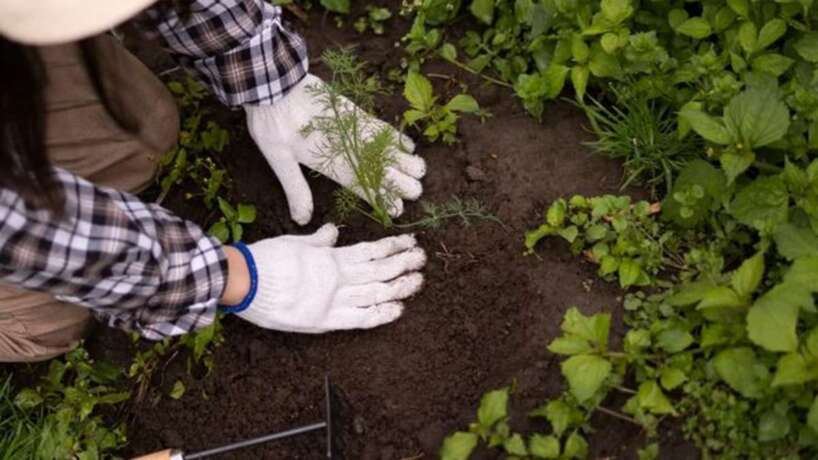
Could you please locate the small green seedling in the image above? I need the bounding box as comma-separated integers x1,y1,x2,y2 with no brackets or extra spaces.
403,71,483,144
354,6,392,35
209,197,257,243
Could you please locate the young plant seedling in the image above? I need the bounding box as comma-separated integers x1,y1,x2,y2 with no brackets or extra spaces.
208,197,257,243
301,47,403,227
403,71,484,145
354,6,392,35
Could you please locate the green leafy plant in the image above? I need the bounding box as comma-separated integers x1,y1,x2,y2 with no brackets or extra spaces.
525,195,676,289
402,71,484,144
10,346,129,459
129,316,225,404
208,197,257,243
354,6,392,34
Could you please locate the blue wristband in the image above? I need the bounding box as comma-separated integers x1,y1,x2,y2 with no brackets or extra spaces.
219,242,258,314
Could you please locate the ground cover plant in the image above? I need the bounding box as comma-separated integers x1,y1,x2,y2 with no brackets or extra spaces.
10,0,818,458
432,1,818,458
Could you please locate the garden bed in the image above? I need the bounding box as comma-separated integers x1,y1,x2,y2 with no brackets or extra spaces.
77,3,700,459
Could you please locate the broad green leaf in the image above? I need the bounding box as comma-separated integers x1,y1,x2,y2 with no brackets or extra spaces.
783,257,818,286
808,396,818,433
560,307,610,348
697,286,744,311
794,32,818,62
404,72,435,111
572,34,590,63
237,204,256,224
505,434,528,455
571,65,589,100
731,252,765,298
549,336,593,355
757,19,787,49
719,150,755,184
676,18,712,39
727,0,749,17
439,43,458,62
588,46,621,77
656,328,694,353
747,285,801,352
678,109,731,145
169,380,185,400
218,197,237,220
530,400,575,437
529,434,560,459
738,21,757,52
668,9,688,29
543,64,570,99
600,0,632,24
752,53,794,77
774,222,818,260
440,432,478,460
723,86,790,148
667,280,717,306
660,368,687,390
730,176,789,232
14,388,43,409
758,409,790,441
635,380,676,415
469,0,495,24
477,388,509,429
208,221,230,243
320,0,350,13
404,109,426,124
546,199,567,226
714,7,736,32
445,94,480,113
558,226,579,243
563,432,588,459
600,33,621,53
713,347,768,398
772,352,818,386
561,354,612,403
618,258,642,288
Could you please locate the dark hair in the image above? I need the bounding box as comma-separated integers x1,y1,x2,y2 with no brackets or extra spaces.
0,0,190,215
0,37,62,213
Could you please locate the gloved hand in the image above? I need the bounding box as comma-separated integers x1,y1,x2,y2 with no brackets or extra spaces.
245,74,427,225
228,224,426,333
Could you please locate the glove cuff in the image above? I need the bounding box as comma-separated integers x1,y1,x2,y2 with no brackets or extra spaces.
219,242,259,314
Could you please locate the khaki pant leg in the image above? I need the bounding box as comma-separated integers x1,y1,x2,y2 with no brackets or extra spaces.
0,35,180,363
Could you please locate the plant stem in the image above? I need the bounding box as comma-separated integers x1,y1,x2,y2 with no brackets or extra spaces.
446,58,514,89
596,406,641,425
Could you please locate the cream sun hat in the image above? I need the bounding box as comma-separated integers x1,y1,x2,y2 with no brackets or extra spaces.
0,0,160,45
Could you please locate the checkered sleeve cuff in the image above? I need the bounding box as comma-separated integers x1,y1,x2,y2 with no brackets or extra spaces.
140,0,309,106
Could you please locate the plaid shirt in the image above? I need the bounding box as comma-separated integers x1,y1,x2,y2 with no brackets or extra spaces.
141,0,309,106
0,1,308,339
0,170,226,340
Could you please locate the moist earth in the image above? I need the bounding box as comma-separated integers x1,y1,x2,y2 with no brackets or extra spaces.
79,3,700,459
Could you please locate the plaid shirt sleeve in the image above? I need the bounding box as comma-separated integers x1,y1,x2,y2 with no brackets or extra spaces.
0,168,227,340
139,0,309,106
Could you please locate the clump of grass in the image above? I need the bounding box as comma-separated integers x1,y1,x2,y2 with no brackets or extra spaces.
579,83,700,198
0,376,36,460
301,47,401,227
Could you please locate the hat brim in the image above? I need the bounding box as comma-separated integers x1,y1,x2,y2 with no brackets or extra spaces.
0,0,159,45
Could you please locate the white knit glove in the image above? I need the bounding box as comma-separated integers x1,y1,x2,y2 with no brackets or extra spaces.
245,74,427,225
230,224,425,333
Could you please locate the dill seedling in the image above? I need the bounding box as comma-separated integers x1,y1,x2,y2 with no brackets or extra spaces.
397,196,504,229
301,47,402,227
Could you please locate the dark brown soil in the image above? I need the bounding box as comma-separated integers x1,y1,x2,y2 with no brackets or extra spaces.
84,4,698,459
